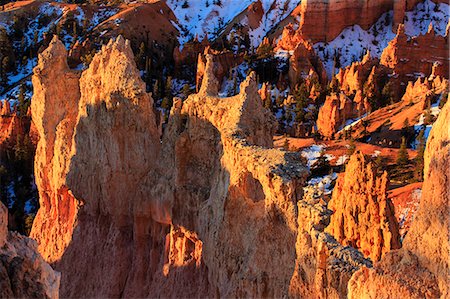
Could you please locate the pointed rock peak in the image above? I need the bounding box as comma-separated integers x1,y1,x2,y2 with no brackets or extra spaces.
198,54,219,96
102,35,133,58
446,20,450,37
396,23,406,36
362,50,371,64
36,35,68,71
239,71,257,96
427,22,435,34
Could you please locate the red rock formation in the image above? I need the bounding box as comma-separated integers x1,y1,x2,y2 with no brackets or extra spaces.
195,46,243,92
325,152,401,262
316,92,365,139
381,24,449,79
0,103,31,156
0,202,60,299
30,36,81,263
347,75,448,145
247,0,264,29
295,0,393,43
288,38,327,87
336,51,387,97
289,174,372,298
173,36,209,75
30,36,319,298
348,97,450,298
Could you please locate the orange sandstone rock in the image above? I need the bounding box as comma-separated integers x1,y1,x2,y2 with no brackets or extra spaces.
381,24,449,79
325,151,401,262
348,98,450,298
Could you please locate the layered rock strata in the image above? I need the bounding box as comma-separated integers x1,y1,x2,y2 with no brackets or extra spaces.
381,24,449,79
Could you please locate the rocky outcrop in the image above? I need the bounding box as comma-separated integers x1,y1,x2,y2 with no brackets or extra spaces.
173,35,209,76
287,37,327,87
347,75,448,145
289,186,372,298
294,0,393,43
30,36,82,263
325,152,401,262
30,36,322,297
316,92,366,139
336,51,388,98
0,103,32,157
0,202,60,299
196,46,243,92
348,99,450,298
381,24,449,79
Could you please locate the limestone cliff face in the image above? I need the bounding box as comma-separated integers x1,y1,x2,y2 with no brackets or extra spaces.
348,99,450,298
325,152,401,262
0,202,60,299
31,36,328,298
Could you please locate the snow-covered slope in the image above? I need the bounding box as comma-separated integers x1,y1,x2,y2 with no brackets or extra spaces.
167,0,301,47
166,0,255,45
244,0,301,48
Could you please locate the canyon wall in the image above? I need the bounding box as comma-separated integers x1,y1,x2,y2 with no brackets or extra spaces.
381,24,449,79
29,34,447,298
295,0,393,43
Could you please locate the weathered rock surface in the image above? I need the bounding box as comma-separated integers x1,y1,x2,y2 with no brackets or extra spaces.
287,35,327,87
30,36,330,298
30,36,82,263
325,152,401,262
294,0,393,43
316,92,366,139
348,75,448,145
381,24,449,79
0,202,60,299
196,46,243,92
348,99,450,298
289,186,372,298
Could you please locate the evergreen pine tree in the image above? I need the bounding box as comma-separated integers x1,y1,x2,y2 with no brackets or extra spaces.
397,137,409,165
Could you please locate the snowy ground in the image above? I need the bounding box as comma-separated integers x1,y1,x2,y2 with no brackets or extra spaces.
167,0,301,47
413,97,442,148
300,144,334,169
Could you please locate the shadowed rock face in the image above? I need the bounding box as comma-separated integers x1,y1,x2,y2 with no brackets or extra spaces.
30,34,446,298
30,36,313,298
0,202,60,299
